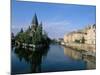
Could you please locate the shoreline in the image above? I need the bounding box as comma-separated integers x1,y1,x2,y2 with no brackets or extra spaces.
60,42,96,57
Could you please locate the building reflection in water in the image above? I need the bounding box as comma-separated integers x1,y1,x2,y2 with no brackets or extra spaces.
63,47,83,60
63,47,96,69
83,55,96,69
13,46,50,73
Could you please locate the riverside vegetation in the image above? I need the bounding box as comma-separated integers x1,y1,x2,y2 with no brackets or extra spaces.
13,14,51,48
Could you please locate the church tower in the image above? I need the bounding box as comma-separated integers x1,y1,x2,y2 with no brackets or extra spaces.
31,13,38,31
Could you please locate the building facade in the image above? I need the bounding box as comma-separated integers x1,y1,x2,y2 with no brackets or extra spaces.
64,31,86,43
64,24,96,45
85,24,96,44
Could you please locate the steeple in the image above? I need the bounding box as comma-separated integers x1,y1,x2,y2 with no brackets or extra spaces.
31,13,38,26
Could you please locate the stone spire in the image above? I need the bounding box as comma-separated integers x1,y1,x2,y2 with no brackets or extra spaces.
31,13,38,26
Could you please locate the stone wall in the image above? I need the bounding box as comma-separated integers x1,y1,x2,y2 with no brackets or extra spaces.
64,43,96,53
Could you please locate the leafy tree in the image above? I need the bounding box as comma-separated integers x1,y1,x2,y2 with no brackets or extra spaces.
74,39,80,43
15,14,51,46
81,36,85,43
20,28,24,33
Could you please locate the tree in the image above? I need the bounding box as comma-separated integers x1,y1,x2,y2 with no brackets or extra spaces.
81,36,85,43
11,32,14,38
15,28,24,43
15,14,50,46
20,28,24,33
11,32,15,45
74,39,80,43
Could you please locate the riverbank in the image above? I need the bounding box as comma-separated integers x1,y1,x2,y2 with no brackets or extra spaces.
15,42,49,49
61,42,96,57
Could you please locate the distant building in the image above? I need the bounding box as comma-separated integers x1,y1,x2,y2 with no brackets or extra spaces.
56,38,63,42
64,24,96,45
64,31,86,43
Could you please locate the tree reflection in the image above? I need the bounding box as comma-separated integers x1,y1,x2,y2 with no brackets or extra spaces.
14,46,49,73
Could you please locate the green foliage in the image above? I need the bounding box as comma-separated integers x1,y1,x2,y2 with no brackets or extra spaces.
15,29,32,44
81,37,85,43
74,37,85,44
20,28,23,33
15,14,50,45
74,39,80,43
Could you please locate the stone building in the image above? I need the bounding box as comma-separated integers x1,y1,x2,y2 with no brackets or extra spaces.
85,24,96,44
64,31,86,43
64,24,96,45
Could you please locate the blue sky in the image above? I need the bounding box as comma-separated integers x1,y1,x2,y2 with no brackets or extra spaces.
12,0,96,39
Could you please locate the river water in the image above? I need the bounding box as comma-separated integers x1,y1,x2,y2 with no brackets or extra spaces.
11,44,96,74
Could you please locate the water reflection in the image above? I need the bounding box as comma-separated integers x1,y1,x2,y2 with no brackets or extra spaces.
63,47,83,60
83,55,96,69
12,46,49,73
12,44,96,74
63,47,96,69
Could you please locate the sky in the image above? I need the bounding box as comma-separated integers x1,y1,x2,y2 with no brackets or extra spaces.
12,0,96,39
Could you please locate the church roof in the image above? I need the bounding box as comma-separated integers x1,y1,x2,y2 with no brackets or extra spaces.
31,13,38,26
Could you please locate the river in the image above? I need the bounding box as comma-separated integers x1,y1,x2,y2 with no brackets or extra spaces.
11,44,96,74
